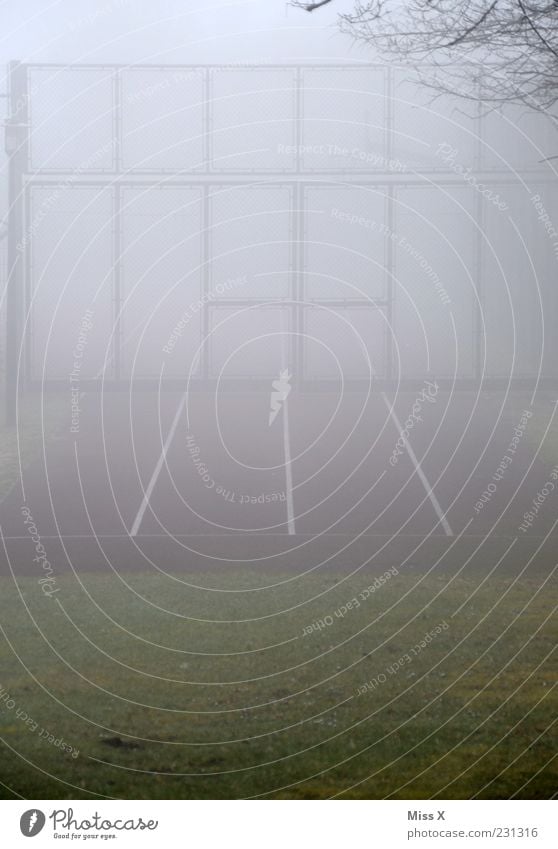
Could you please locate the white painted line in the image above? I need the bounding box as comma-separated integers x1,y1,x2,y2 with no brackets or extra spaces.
382,392,454,537
282,392,296,535
130,394,187,537
1,531,528,541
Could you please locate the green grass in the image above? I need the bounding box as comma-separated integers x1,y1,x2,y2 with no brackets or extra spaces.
0,566,556,799
0,389,556,798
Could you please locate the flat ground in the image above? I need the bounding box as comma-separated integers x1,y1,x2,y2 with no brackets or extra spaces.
0,385,556,798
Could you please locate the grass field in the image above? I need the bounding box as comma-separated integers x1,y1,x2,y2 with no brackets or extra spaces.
0,390,557,799
0,564,556,800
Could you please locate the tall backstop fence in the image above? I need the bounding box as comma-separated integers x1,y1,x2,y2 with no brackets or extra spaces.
3,61,558,419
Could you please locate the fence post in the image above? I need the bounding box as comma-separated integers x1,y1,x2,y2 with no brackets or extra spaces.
4,61,29,425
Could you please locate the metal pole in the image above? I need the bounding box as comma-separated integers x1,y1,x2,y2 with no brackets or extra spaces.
113,183,122,382
294,68,303,388
5,61,29,425
474,81,484,384
202,69,211,380
112,69,122,382
386,185,395,382
385,67,395,383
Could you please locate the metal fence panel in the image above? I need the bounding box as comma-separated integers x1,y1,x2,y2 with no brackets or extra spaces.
120,186,204,378
122,68,205,172
482,181,556,378
393,186,477,379
29,185,114,380
7,62,556,389
303,185,388,301
209,185,293,301
392,70,480,171
301,67,387,172
210,68,297,172
29,67,115,172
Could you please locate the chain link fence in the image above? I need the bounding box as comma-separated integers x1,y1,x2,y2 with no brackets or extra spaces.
3,62,557,391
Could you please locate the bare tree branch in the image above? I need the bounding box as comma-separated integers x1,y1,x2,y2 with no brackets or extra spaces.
517,0,558,60
288,1,558,112
444,1,499,48
289,0,334,11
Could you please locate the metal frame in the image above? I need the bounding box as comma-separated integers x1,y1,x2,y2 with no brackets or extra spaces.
5,62,29,424
4,61,555,421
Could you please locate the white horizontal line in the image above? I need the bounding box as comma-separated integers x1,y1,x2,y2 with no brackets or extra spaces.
0,532,535,541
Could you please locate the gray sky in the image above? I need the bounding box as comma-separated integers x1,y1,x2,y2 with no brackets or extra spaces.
0,0,364,71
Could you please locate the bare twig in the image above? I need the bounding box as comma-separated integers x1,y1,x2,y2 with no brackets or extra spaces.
444,1,499,48
517,0,558,60
290,0,334,11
